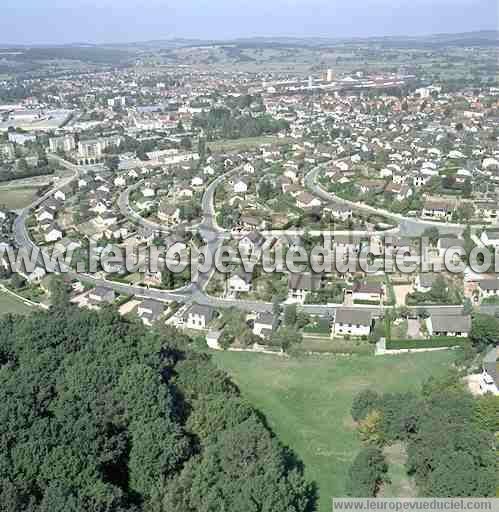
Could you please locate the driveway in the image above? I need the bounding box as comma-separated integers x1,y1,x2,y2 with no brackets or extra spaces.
407,318,422,339
393,284,412,306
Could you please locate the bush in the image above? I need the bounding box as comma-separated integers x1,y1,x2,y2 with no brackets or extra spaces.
345,446,388,497
386,337,470,350
351,390,380,422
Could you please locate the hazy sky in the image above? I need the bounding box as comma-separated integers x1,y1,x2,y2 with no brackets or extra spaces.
1,0,497,45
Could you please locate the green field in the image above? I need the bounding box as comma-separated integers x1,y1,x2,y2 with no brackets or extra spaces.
0,291,36,315
0,187,40,210
207,135,293,152
213,351,456,512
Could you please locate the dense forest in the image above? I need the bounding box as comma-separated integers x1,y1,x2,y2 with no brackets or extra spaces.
192,107,289,140
347,380,498,497
0,305,315,511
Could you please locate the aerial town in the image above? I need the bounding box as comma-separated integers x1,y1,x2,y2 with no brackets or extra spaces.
0,29,497,509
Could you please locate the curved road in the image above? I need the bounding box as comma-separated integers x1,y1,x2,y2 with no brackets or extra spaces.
305,167,465,237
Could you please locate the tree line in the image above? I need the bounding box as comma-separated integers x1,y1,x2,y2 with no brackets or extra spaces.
346,374,497,497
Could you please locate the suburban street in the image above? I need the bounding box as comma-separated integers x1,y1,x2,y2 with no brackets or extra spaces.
304,167,465,237
10,157,494,320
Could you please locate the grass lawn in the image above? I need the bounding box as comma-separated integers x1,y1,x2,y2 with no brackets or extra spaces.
0,291,36,315
0,187,40,210
212,351,456,512
298,337,373,355
207,135,292,152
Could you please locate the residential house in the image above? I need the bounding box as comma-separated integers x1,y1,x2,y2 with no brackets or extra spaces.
143,270,162,287
158,201,181,225
205,330,223,349
88,287,116,306
44,225,63,243
475,202,499,223
296,192,321,209
233,178,249,194
227,271,253,294
287,272,325,303
327,204,353,222
357,180,384,195
426,314,471,338
422,200,452,220
239,231,265,253
183,305,217,330
142,182,157,198
253,312,278,339
480,347,499,395
36,208,55,223
114,175,127,188
137,299,166,326
54,189,67,202
413,171,432,188
478,279,499,301
96,212,118,227
239,215,261,231
384,182,413,202
243,162,255,174
191,176,204,188
332,308,373,338
25,266,47,284
104,224,128,240
480,229,499,248
414,273,439,293
351,281,383,303
137,226,155,244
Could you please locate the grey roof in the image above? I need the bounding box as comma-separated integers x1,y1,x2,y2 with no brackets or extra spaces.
353,281,383,294
187,304,216,321
418,273,439,289
92,286,114,296
424,200,451,211
243,230,264,244
139,299,165,317
288,272,323,291
479,279,499,291
335,308,373,327
430,314,471,334
483,347,498,387
255,312,275,326
483,229,499,240
438,238,465,249
330,203,352,213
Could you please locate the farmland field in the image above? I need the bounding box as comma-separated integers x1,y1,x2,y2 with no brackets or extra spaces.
213,351,457,512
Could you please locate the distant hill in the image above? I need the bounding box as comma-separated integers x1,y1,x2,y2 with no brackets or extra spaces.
109,30,499,50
